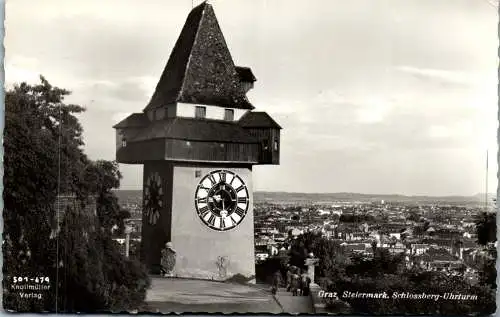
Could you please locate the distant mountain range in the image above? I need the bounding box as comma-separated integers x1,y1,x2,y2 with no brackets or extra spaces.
114,189,495,205
254,191,496,204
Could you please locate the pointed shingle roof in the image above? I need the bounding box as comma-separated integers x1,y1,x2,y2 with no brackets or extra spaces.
113,113,148,129
144,1,254,112
235,66,257,83
238,112,282,129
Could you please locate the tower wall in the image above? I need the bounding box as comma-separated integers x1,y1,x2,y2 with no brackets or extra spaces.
172,165,255,281
141,162,174,274
141,162,256,281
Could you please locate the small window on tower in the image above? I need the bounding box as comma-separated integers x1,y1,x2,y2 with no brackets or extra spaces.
224,109,234,121
273,140,278,151
122,138,127,147
263,140,269,151
195,106,206,119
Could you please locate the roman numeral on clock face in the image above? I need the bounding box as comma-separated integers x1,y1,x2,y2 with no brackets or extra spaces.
235,185,245,193
229,212,241,226
207,214,216,226
229,214,238,226
208,174,216,185
198,205,209,217
219,171,226,183
222,217,235,229
197,197,207,204
199,185,211,191
234,206,245,217
237,197,248,203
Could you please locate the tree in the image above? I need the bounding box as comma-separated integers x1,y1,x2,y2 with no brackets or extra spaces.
255,257,288,285
3,77,83,311
475,211,496,246
291,232,349,282
3,77,150,312
474,211,497,290
407,211,421,222
57,206,150,312
297,232,496,315
83,160,131,233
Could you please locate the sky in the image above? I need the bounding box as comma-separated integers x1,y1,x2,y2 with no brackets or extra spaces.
5,0,499,196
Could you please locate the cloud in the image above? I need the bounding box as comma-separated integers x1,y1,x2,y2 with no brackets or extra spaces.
5,56,41,86
270,80,490,156
4,65,40,86
395,65,478,86
85,78,151,102
428,125,452,139
5,0,497,195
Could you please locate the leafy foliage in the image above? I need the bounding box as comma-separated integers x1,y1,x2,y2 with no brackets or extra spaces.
255,257,288,284
57,207,150,312
290,231,350,280
3,77,150,312
475,211,496,246
292,232,496,315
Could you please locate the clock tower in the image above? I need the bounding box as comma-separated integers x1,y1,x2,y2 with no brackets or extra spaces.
113,1,281,281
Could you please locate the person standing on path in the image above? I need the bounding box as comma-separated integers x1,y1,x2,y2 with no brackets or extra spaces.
271,270,281,295
286,266,293,292
161,241,176,277
300,269,311,296
290,270,300,296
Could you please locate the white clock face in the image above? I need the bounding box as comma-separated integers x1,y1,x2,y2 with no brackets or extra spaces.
194,170,250,231
144,172,163,225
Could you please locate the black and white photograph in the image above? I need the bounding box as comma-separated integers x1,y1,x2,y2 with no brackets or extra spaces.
3,0,498,314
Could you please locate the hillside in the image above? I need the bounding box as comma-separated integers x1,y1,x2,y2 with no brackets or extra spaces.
114,189,494,205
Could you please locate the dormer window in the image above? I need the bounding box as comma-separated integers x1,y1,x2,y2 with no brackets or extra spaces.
195,106,206,119
224,109,234,121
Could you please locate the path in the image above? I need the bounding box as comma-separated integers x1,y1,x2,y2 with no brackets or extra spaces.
145,277,282,313
274,287,314,314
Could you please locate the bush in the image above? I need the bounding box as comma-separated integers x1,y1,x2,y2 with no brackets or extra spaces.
255,257,287,285
56,207,151,312
296,232,496,315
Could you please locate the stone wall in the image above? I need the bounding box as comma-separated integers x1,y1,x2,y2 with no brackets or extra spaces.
309,283,327,313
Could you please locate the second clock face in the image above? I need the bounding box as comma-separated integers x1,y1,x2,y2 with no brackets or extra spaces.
194,170,250,231
144,172,163,225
